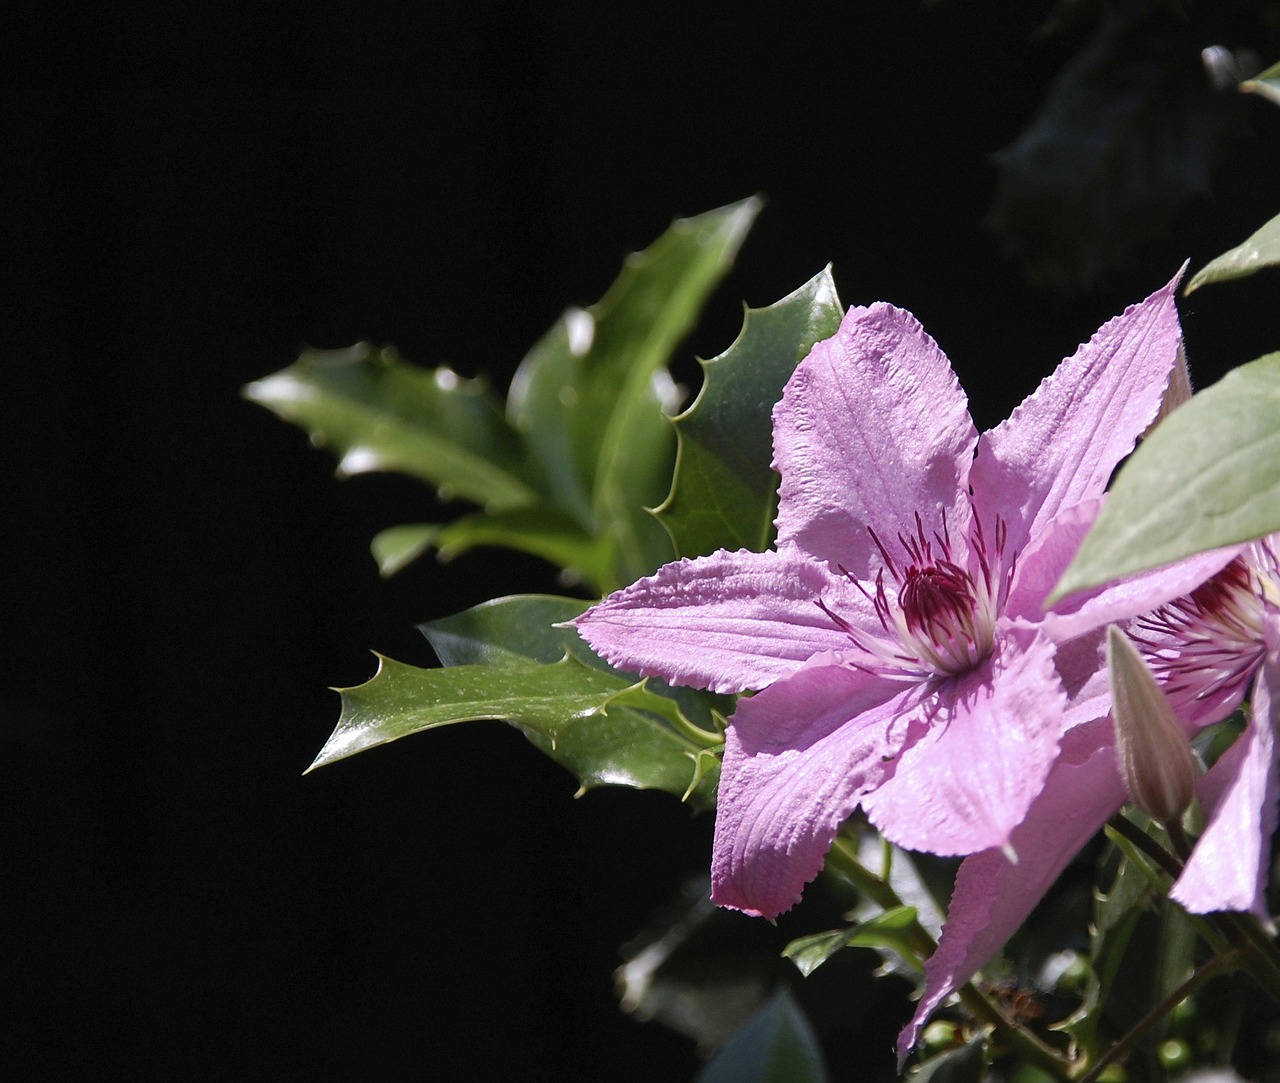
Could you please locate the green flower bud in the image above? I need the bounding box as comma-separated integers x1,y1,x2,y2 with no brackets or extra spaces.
1107,625,1199,825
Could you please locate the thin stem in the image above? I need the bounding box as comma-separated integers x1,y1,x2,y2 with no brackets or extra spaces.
1078,951,1238,1083
1106,815,1280,1006
824,836,1074,1080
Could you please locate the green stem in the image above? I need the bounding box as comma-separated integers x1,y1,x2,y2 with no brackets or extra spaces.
824,836,1075,1080
1107,815,1280,1005
1078,951,1238,1083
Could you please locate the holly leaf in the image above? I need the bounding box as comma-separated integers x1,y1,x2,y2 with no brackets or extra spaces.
508,196,763,587
308,595,723,808
245,346,536,509
695,988,829,1083
373,508,608,586
1185,210,1280,293
1054,352,1280,597
249,201,762,594
658,268,844,558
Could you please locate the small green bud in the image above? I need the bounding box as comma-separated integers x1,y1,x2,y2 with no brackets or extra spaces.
1107,625,1199,825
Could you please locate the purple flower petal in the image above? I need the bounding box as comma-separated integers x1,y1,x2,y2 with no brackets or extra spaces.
862,635,1067,856
772,303,978,577
969,270,1184,559
572,548,874,694
1171,630,1280,921
896,719,1125,1066
711,660,910,918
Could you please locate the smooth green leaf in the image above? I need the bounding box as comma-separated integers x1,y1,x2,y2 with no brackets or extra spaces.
782,906,921,978
1054,353,1280,598
420,594,589,668
245,345,536,509
370,523,438,577
1241,58,1280,107
695,988,829,1083
373,508,609,585
658,268,844,558
1185,210,1280,293
507,197,762,587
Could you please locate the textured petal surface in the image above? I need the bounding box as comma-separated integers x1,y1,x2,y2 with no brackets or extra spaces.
772,303,978,577
571,548,872,693
896,719,1125,1065
1172,626,1280,919
711,660,910,918
861,635,1068,856
969,270,1184,558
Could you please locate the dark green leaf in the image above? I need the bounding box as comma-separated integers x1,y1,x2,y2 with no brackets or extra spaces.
989,9,1243,296
1185,210,1280,293
308,650,721,806
1054,353,1280,598
370,523,439,577
507,197,762,587
244,345,536,509
659,268,844,558
695,988,829,1083
420,594,589,668
374,508,609,585
309,595,725,804
783,907,921,978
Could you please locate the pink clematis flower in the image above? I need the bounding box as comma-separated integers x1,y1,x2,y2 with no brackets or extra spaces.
1129,539,1280,920
897,495,1268,1064
574,271,1189,940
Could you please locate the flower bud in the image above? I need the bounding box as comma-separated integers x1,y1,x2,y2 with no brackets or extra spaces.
1107,625,1199,824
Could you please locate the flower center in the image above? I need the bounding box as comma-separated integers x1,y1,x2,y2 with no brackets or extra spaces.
1133,546,1275,703
818,510,1012,680
897,560,994,674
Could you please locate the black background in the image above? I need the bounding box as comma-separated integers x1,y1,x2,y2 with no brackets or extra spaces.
7,3,1280,1078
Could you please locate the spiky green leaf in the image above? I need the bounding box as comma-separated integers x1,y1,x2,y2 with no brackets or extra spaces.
508,197,762,586
245,346,535,509
658,268,843,557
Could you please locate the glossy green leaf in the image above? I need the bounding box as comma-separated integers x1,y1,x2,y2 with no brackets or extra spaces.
1185,210,1280,293
245,345,536,509
420,594,589,668
1054,353,1280,598
373,508,608,585
308,595,722,805
507,197,762,587
432,596,733,740
782,906,921,978
308,651,721,806
658,268,844,558
1241,58,1280,107
695,988,829,1083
